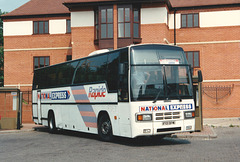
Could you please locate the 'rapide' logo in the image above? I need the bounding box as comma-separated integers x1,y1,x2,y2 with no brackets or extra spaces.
88,86,106,99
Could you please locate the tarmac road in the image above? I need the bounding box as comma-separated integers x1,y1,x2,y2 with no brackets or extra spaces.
0,126,240,162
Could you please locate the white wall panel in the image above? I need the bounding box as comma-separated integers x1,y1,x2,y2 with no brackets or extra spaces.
141,7,168,24
168,13,181,29
3,21,33,36
49,19,66,34
200,10,240,27
71,11,94,27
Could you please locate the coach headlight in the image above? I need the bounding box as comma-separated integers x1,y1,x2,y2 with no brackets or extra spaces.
137,114,152,121
184,111,195,119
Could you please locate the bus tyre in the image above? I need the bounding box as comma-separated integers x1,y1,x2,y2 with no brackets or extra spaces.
48,112,56,134
98,114,113,142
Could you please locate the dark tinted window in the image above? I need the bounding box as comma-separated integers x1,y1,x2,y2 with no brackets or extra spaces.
33,60,79,89
119,48,129,101
86,55,108,83
74,60,87,84
57,61,79,86
107,51,120,91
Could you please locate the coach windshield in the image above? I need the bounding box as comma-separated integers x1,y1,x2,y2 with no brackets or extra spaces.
130,45,193,101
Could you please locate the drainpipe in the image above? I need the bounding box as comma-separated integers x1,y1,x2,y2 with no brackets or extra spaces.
174,9,176,46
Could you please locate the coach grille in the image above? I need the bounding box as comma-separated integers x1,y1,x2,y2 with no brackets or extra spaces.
155,112,181,120
157,127,181,132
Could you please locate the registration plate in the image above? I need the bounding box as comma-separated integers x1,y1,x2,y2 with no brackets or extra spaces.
162,121,175,126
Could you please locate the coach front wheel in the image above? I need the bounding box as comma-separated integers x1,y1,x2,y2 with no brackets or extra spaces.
98,114,114,142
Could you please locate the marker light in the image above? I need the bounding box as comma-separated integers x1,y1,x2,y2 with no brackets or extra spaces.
137,114,152,121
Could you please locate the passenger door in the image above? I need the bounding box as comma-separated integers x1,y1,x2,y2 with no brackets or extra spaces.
37,91,42,124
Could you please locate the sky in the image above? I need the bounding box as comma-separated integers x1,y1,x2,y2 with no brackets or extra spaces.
0,0,30,12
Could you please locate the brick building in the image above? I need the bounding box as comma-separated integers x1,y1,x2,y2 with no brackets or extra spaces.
1,0,240,122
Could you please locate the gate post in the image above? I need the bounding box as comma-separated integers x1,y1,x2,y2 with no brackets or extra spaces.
193,77,203,131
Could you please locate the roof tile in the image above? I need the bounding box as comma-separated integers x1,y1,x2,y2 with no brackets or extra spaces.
3,0,69,17
170,0,240,8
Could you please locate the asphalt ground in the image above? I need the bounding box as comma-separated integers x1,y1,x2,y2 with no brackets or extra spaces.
0,117,239,139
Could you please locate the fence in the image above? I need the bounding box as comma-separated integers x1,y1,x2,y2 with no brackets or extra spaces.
21,91,33,123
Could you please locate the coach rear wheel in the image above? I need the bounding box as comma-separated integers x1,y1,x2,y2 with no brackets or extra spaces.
48,112,56,133
98,114,114,142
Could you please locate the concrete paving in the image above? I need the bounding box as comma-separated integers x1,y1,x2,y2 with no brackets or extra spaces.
203,117,240,127
173,117,240,139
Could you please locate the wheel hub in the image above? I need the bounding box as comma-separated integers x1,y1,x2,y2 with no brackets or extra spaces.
101,121,110,135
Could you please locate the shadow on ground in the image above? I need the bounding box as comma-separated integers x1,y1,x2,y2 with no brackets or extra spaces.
34,126,191,147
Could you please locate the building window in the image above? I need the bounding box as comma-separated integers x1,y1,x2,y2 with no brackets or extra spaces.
66,55,72,61
133,8,140,38
95,10,99,40
94,5,140,48
33,21,49,34
100,6,113,39
181,13,199,28
185,51,200,68
118,7,130,38
66,19,71,33
118,5,140,38
34,56,50,69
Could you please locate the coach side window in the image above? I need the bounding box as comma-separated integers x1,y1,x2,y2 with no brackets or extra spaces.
107,51,120,92
118,48,129,102
73,60,87,84
57,61,79,86
86,55,108,83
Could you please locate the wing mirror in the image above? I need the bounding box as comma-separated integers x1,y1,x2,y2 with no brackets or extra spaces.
198,70,203,82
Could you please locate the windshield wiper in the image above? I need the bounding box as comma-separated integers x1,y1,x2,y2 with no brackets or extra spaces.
153,65,168,103
153,88,162,103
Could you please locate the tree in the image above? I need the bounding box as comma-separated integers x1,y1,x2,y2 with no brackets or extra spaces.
0,9,3,46
0,9,7,86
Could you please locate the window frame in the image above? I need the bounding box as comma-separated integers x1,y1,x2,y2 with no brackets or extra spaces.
185,51,200,68
33,21,49,34
181,13,199,28
33,56,50,70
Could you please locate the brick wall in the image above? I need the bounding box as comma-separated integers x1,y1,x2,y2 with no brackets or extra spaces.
170,26,240,43
4,34,72,86
71,27,98,59
178,41,240,118
202,82,240,118
141,23,170,44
